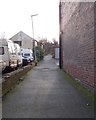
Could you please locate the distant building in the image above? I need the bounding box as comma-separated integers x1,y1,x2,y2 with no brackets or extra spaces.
34,39,38,47
10,31,34,50
54,46,59,60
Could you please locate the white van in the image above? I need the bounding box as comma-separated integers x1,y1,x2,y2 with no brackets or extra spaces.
0,39,9,72
21,48,34,65
0,46,7,72
0,39,18,72
14,43,22,67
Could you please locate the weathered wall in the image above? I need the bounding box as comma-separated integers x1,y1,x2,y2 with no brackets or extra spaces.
60,2,95,91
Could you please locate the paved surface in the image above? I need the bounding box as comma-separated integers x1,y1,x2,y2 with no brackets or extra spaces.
2,55,94,118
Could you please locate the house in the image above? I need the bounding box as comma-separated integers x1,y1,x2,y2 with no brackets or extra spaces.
10,31,34,50
34,39,38,47
59,1,95,92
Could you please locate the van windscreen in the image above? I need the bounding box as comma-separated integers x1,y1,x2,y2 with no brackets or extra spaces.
24,53,30,56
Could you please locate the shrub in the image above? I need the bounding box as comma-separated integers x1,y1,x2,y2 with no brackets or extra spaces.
35,46,45,61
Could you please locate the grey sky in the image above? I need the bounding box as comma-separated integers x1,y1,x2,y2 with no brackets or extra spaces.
0,0,59,41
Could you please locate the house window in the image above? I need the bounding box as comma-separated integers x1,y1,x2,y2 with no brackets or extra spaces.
14,41,22,46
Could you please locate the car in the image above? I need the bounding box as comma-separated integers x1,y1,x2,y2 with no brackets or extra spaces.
21,48,34,66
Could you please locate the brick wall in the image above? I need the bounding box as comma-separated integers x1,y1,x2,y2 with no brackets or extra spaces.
94,2,96,94
60,2,95,91
2,64,35,97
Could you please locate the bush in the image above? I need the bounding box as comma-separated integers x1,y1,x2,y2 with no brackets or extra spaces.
35,46,45,61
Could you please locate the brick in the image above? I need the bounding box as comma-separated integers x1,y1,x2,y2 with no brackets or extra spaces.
59,2,95,91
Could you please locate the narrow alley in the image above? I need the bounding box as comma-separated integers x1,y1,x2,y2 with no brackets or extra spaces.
3,55,94,118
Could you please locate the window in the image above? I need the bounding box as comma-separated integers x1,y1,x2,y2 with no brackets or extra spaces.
24,53,30,56
14,41,22,46
0,47,4,55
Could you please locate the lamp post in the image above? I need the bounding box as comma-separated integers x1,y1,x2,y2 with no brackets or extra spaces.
31,14,38,63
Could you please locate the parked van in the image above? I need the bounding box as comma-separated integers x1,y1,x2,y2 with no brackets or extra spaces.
0,39,18,72
14,43,22,67
21,48,34,66
0,39,9,72
0,46,7,72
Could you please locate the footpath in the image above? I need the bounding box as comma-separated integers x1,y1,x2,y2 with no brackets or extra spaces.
2,54,94,118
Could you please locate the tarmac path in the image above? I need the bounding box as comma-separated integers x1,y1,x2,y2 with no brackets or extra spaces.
2,54,94,118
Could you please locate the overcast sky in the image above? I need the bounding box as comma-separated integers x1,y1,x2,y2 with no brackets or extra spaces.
0,0,59,41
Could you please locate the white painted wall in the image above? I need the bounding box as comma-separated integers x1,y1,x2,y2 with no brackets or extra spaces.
55,48,59,59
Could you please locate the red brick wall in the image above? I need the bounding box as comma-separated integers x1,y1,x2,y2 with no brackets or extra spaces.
60,2,95,91
94,2,96,93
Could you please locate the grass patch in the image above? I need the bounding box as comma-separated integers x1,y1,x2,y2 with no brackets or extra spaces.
60,69,95,106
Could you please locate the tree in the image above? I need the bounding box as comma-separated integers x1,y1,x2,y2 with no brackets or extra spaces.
52,38,58,45
39,38,48,45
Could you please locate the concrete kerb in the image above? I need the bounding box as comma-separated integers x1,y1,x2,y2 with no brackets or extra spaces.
2,63,35,97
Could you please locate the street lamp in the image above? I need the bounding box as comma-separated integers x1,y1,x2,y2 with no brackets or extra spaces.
31,14,38,63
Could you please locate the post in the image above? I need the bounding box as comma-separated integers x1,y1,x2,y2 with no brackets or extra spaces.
31,14,38,65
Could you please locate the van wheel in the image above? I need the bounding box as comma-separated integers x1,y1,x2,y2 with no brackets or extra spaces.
16,61,19,69
35,61,37,66
4,66,11,73
15,64,18,70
